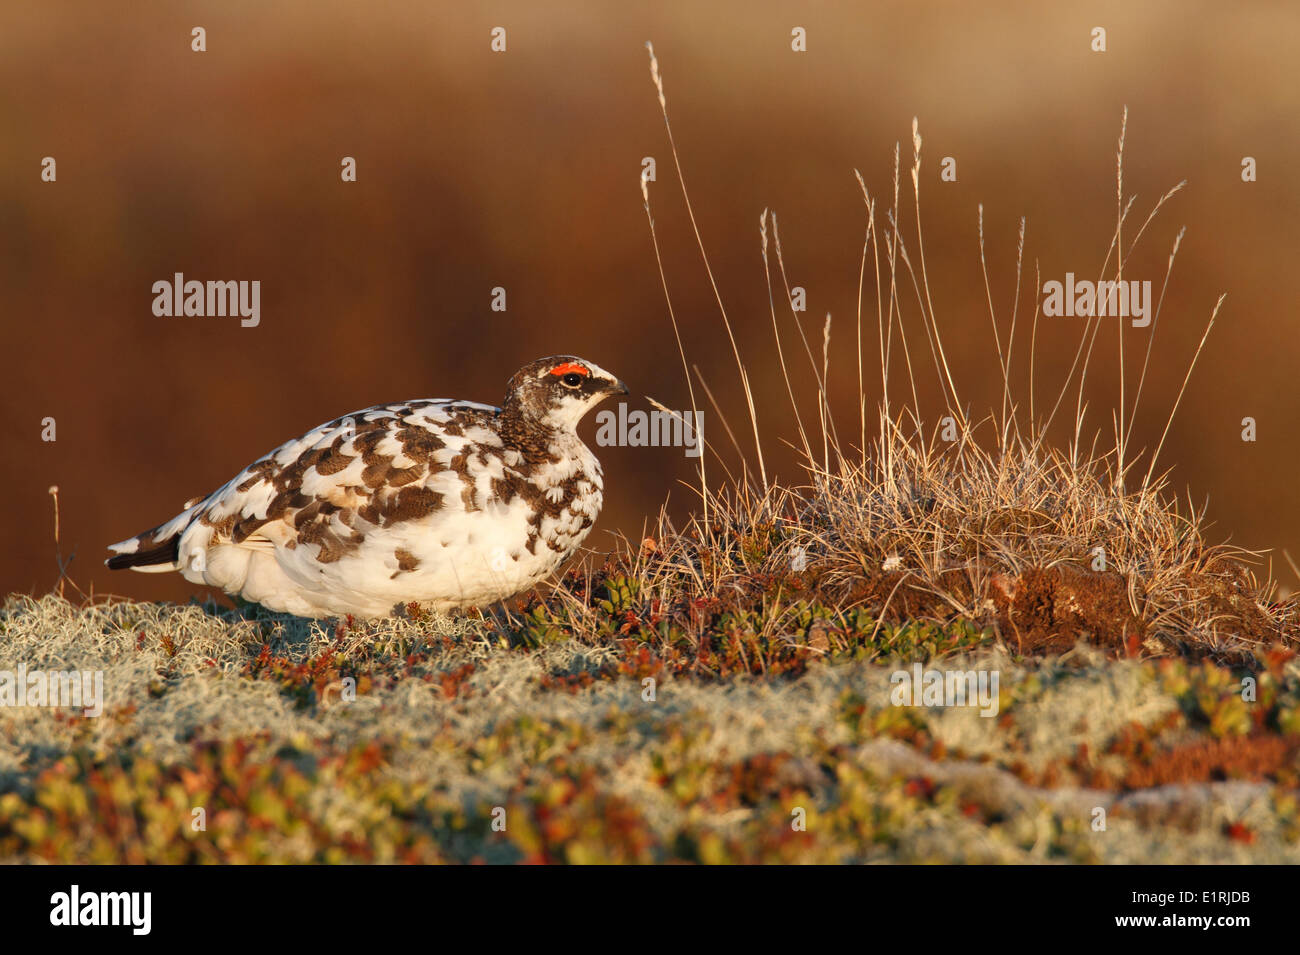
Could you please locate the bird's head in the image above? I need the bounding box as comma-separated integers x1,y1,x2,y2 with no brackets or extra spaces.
504,356,629,431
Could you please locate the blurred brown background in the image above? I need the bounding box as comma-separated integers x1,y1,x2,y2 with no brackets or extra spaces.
2,0,1298,605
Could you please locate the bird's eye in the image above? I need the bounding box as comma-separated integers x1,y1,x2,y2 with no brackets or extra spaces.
561,373,584,388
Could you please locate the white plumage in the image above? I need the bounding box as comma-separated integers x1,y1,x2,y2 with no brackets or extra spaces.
107,357,627,618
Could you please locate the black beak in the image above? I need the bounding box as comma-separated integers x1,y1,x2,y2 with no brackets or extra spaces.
607,378,629,396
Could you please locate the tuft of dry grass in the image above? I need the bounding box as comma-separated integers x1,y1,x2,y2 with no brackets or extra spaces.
629,47,1297,665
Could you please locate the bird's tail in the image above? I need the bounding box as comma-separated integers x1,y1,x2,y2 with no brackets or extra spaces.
106,500,203,573
105,532,180,572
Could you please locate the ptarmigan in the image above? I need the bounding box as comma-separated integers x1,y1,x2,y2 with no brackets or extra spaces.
106,356,628,618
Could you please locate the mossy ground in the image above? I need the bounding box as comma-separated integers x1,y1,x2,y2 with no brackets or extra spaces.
2,584,1297,863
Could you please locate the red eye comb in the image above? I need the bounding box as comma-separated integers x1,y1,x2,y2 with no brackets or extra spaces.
550,362,589,377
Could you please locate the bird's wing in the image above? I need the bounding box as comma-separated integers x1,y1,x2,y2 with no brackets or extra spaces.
107,399,505,567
